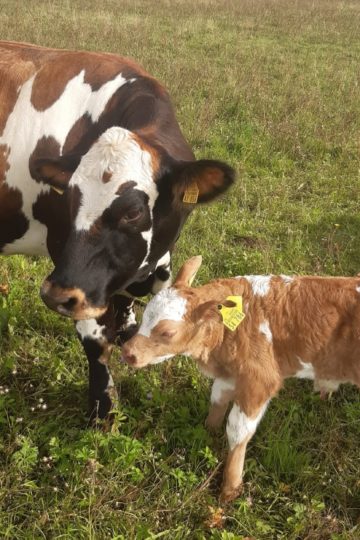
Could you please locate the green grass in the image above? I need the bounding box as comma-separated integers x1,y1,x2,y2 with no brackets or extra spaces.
1,0,360,538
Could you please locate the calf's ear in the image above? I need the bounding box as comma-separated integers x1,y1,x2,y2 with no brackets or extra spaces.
31,154,81,192
174,256,202,287
172,159,235,204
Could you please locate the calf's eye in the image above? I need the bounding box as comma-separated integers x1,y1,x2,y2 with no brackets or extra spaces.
161,329,177,339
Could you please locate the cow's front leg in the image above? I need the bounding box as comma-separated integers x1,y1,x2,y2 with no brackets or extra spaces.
76,316,116,421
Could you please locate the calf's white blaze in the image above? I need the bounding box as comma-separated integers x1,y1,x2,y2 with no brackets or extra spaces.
211,378,236,404
138,287,187,338
226,401,268,450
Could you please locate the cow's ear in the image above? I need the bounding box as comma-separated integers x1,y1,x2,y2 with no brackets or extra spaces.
174,256,202,287
31,155,81,192
172,159,235,204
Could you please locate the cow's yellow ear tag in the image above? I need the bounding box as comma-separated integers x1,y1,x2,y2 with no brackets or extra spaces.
51,186,65,195
183,183,199,204
219,296,245,331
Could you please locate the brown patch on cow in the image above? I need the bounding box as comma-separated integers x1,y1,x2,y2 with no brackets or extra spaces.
29,136,61,182
0,46,37,136
30,50,147,112
0,143,29,249
0,186,29,251
102,170,112,183
116,181,136,195
132,132,161,177
63,114,95,156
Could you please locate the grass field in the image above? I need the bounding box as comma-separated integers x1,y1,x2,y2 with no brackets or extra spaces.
0,0,360,538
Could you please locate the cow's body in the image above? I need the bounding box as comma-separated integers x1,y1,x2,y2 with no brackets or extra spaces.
0,42,234,418
122,257,360,501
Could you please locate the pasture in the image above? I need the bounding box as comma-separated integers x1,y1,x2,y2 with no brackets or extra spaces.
0,0,359,538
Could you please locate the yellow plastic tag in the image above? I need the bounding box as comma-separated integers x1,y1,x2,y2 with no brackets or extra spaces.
51,186,65,195
219,295,245,331
183,183,199,204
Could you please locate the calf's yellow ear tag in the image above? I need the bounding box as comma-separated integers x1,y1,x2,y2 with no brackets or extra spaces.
183,183,199,204
219,295,245,331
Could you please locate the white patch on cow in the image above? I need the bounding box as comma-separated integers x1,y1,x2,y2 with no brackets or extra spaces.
259,320,272,342
356,286,360,293
210,378,236,404
281,275,293,285
72,126,158,266
244,275,272,296
152,251,172,294
138,287,187,338
76,319,106,342
296,358,315,379
0,68,133,255
226,401,268,450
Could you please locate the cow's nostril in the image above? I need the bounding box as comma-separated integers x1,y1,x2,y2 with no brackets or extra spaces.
59,297,78,311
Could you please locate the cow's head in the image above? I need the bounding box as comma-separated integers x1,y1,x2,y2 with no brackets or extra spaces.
34,127,234,319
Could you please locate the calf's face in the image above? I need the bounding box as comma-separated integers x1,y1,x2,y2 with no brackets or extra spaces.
121,256,209,367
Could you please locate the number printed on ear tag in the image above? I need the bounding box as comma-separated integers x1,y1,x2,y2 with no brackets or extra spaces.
219,295,245,331
183,183,199,204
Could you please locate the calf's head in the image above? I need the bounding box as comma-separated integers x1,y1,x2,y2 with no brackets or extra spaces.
121,255,225,367
33,127,235,319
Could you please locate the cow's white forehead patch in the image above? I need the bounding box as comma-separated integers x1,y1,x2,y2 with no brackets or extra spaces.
72,126,158,232
138,288,187,338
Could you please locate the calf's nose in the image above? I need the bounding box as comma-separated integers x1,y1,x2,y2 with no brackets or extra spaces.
121,349,138,366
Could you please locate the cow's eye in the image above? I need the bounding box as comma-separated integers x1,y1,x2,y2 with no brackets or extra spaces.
120,208,143,224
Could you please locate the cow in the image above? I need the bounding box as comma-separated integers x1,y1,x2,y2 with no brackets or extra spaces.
0,41,235,420
121,256,360,502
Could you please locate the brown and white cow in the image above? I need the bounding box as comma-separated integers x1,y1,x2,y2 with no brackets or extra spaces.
0,42,235,419
121,256,360,502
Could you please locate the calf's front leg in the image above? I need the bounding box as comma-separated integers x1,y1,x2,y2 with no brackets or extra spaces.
220,400,269,503
206,378,235,431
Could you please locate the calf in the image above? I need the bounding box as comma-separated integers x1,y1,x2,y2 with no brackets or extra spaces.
121,256,360,502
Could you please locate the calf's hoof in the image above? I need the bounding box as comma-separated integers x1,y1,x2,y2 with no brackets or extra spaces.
219,483,243,504
205,414,223,432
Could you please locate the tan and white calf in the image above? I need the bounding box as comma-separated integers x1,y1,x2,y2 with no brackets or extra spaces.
121,256,360,502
